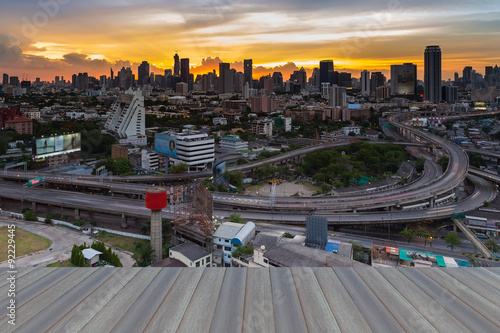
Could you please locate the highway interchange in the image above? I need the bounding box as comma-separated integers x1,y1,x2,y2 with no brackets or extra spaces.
0,112,499,226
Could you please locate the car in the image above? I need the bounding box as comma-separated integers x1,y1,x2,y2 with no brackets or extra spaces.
475,233,489,239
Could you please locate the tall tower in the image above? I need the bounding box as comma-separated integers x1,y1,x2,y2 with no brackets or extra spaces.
180,58,190,84
219,62,231,93
360,70,370,96
174,53,180,76
138,61,150,86
145,187,167,263
390,63,417,95
244,59,252,86
424,46,442,102
319,60,334,84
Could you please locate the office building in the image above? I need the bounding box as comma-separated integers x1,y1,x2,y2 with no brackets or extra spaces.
376,86,391,101
251,94,277,113
320,60,334,84
220,136,248,152
338,72,351,87
218,63,232,93
2,73,8,86
173,53,180,76
160,130,215,172
118,67,133,90
180,58,190,85
244,59,252,86
443,86,458,103
390,63,417,95
261,75,273,95
328,85,346,107
272,72,283,92
463,66,473,85
360,70,370,96
138,61,150,86
370,72,386,93
424,45,442,102
290,68,307,89
105,89,145,139
9,76,19,87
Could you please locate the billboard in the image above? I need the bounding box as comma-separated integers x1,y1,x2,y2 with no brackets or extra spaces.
213,160,227,186
155,133,177,157
33,133,81,159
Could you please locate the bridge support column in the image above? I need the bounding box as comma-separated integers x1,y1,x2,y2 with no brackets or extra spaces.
31,202,37,213
353,208,357,213
121,214,128,229
429,198,434,208
453,224,457,232
75,208,80,220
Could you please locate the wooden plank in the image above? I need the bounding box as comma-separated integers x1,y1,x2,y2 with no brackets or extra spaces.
356,267,438,332
333,267,403,333
79,268,161,333
210,268,247,333
176,268,226,333
243,268,276,333
145,268,204,333
439,268,500,307
9,268,114,333
291,267,341,333
420,268,500,328
269,268,308,333
111,268,182,333
313,267,373,333
46,268,140,333
376,268,471,333
397,268,500,332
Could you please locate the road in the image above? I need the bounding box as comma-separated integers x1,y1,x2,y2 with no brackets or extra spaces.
0,216,136,267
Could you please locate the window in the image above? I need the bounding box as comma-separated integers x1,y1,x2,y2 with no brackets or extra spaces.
224,246,231,252
206,256,210,263
196,261,200,267
264,259,268,264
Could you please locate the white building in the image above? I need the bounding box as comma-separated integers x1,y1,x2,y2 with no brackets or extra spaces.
105,89,145,139
168,130,215,172
212,222,246,267
220,136,248,152
341,126,361,136
169,242,212,267
251,119,273,138
82,248,102,267
141,149,159,170
213,117,228,126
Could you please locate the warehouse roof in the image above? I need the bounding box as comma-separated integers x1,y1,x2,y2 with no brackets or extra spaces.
1,267,499,332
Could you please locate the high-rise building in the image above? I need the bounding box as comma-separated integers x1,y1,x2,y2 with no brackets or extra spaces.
9,76,20,87
272,72,283,92
320,60,334,84
219,63,232,93
244,59,253,86
138,61,150,86
424,45,442,102
463,66,472,85
105,89,145,139
174,53,180,76
261,75,273,95
360,70,370,96
110,68,114,80
328,85,346,107
338,72,351,87
290,67,307,90
390,63,417,95
180,58,190,85
443,85,458,103
3,73,9,85
310,68,320,88
370,72,386,93
118,67,133,90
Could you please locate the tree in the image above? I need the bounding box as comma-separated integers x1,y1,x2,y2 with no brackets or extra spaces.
415,156,426,173
320,183,332,194
169,162,188,174
227,170,244,191
483,200,490,208
444,232,462,250
133,241,153,267
437,156,449,171
228,213,246,223
23,209,38,221
349,241,365,262
485,240,499,253
400,229,415,243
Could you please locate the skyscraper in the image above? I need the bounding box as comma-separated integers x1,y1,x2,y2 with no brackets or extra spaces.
138,61,150,86
390,63,417,95
2,73,8,86
219,63,231,93
463,66,472,85
244,59,252,86
370,72,386,94
174,53,180,76
360,70,370,96
180,58,190,84
424,46,442,102
319,60,334,84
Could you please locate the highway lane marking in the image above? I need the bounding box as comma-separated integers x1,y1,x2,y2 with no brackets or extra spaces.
426,208,454,214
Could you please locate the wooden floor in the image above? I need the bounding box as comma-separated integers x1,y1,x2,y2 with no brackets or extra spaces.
1,267,500,333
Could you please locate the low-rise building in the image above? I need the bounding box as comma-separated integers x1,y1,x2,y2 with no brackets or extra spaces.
82,248,102,267
5,116,33,134
169,242,212,267
251,119,273,138
220,136,248,152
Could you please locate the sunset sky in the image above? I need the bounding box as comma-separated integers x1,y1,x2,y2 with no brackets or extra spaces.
0,0,499,82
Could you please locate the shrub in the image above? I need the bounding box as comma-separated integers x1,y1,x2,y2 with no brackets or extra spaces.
23,209,38,221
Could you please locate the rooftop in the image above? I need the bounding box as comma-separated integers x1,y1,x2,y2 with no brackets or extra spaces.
3,267,499,332
151,257,187,267
213,222,244,240
170,242,210,261
82,248,102,260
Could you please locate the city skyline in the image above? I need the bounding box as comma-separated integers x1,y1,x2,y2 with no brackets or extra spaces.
0,0,499,81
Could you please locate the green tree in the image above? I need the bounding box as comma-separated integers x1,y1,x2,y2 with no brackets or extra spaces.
485,240,499,253
400,229,415,243
437,156,450,171
349,241,365,262
236,158,249,165
133,241,153,267
415,156,426,173
169,162,188,174
228,213,246,223
483,200,490,208
444,232,462,250
320,183,332,194
227,170,244,191
23,209,38,221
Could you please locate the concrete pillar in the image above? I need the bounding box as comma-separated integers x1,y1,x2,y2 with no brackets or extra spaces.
31,201,37,213
75,208,80,220
150,210,162,263
121,214,128,229
453,224,457,232
429,198,434,208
